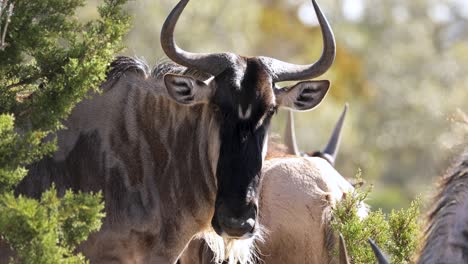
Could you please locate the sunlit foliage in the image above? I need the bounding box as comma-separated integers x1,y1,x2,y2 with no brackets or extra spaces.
331,172,421,263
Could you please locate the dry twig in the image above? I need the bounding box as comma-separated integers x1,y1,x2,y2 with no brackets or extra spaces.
0,0,14,51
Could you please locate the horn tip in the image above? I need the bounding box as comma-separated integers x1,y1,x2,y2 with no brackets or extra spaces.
368,238,390,264
368,238,379,249
311,0,322,13
339,233,345,242
342,103,349,116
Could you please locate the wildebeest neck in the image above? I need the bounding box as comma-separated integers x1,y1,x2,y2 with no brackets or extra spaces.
419,149,468,263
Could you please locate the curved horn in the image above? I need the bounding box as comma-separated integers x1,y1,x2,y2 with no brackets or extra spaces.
339,234,351,264
259,0,336,82
285,110,300,156
161,0,232,75
322,103,348,165
368,239,390,264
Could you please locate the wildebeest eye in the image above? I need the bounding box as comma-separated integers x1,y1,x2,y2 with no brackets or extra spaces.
267,106,278,117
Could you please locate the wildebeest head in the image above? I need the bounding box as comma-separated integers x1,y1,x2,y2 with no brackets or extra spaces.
161,0,335,239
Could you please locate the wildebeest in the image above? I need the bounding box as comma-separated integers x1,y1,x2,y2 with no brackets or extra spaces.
179,106,366,263
1,0,336,263
418,147,468,264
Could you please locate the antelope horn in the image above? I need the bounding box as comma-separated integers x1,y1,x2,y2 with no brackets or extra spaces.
161,0,233,76
339,233,351,264
368,239,390,264
322,103,348,165
285,110,300,156
259,0,336,82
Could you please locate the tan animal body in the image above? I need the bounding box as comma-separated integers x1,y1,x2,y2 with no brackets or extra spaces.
256,156,355,263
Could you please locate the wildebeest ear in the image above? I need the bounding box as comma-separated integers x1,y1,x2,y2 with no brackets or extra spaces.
164,74,215,105
276,80,329,111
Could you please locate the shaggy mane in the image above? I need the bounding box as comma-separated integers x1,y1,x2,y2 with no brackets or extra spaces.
106,56,211,86
419,148,468,262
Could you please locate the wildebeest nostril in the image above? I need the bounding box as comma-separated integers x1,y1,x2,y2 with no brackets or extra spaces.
225,217,255,229
225,216,242,226
220,216,256,238
227,216,252,225
244,218,255,232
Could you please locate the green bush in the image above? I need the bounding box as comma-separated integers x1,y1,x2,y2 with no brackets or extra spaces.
331,171,421,264
0,0,129,262
0,187,104,264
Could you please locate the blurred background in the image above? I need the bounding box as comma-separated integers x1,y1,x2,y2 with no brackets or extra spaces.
80,0,467,212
